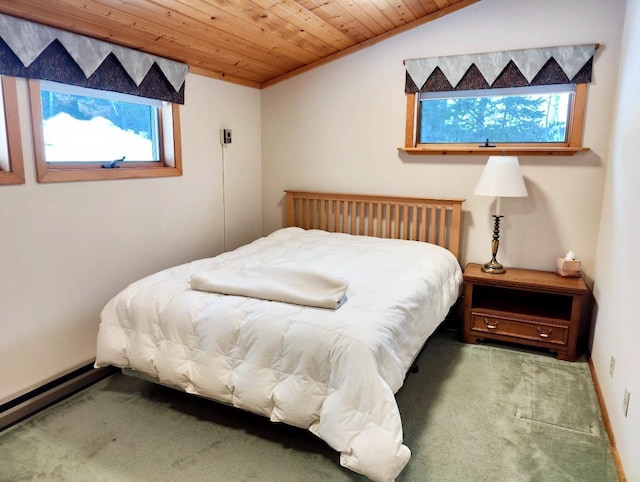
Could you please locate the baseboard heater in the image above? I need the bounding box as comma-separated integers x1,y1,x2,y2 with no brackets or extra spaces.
0,363,116,432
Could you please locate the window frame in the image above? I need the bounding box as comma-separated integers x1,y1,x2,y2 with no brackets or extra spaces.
0,76,25,185
28,79,182,182
401,83,588,156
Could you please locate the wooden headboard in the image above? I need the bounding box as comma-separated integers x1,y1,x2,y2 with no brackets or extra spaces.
285,190,464,260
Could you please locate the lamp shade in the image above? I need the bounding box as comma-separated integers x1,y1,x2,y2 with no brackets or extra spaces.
474,156,528,198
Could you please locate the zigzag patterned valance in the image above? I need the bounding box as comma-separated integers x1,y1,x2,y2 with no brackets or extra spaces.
405,44,597,94
0,14,188,104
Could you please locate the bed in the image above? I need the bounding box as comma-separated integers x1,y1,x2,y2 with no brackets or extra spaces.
95,190,464,482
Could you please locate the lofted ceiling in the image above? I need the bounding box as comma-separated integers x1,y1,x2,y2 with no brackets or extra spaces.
0,0,479,89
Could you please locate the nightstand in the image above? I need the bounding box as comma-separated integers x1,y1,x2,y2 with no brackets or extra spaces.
462,263,591,361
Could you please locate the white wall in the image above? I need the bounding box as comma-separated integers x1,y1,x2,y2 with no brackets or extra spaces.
591,0,640,479
0,73,262,404
261,0,624,284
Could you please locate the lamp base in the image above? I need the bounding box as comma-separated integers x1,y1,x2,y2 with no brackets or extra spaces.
481,260,505,274
482,214,506,274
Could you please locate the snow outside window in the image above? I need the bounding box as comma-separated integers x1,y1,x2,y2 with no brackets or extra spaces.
38,81,162,164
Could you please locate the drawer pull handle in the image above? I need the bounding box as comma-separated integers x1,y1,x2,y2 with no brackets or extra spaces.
483,318,498,329
537,327,552,338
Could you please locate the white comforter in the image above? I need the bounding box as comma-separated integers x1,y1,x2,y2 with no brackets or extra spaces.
95,228,462,481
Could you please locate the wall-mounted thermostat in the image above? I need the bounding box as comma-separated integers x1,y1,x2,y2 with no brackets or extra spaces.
221,129,232,144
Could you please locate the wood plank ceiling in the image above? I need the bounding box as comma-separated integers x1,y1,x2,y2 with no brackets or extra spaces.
0,0,479,89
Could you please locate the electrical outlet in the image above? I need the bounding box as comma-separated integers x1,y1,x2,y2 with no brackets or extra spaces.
609,355,616,378
623,389,630,417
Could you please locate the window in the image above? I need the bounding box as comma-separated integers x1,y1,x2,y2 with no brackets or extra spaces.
38,81,162,163
403,84,587,155
0,76,25,185
29,80,182,182
419,85,575,144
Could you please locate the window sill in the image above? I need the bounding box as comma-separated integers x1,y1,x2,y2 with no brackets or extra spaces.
36,165,182,183
398,146,590,156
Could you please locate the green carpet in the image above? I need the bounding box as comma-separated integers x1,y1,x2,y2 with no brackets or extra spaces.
0,331,618,481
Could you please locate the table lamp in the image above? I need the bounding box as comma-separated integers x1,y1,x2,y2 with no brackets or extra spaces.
474,156,528,273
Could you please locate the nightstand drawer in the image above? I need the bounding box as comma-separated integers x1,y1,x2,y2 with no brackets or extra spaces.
470,313,569,346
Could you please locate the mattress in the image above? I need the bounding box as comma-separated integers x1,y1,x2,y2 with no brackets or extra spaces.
95,227,463,481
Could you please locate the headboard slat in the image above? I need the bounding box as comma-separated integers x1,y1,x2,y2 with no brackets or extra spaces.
420,205,427,242
284,191,464,260
428,206,437,245
438,206,446,247
330,199,333,232
383,204,388,238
